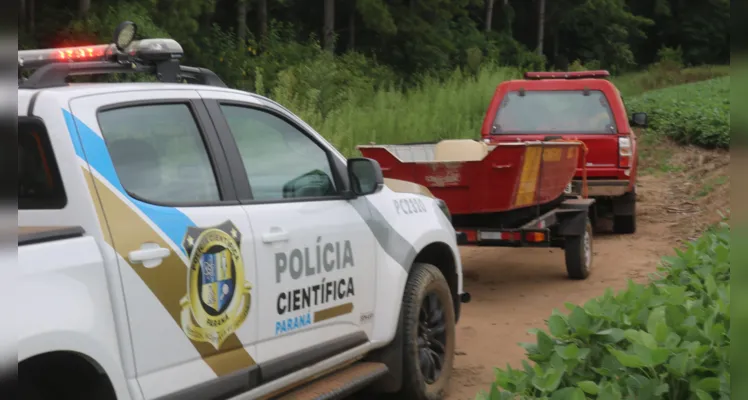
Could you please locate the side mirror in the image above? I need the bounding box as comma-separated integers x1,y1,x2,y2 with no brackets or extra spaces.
630,112,648,128
347,157,384,196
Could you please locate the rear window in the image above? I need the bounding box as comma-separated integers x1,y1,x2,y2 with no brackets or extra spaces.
19,118,67,209
491,90,616,134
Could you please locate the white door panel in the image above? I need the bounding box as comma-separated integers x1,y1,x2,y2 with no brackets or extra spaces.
245,199,376,362
202,97,378,364
69,90,259,398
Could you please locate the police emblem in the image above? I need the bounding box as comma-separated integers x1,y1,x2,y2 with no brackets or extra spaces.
179,220,252,350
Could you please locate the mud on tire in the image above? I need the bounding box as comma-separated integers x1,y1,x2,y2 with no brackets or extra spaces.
400,263,456,400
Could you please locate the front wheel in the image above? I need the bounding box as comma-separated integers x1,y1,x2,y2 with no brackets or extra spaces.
400,263,456,400
564,217,593,280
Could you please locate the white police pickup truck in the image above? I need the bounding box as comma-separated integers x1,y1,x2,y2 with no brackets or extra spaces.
17,22,469,400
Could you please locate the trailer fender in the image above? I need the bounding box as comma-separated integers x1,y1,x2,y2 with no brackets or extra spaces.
557,210,590,236
556,199,595,236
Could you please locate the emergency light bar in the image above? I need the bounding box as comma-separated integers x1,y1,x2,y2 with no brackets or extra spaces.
18,21,226,89
524,70,611,80
18,39,184,69
19,44,114,69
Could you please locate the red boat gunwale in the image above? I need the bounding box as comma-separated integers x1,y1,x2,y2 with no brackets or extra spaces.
358,139,582,215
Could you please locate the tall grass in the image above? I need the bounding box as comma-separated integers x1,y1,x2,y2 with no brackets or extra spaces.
280,66,520,156
613,65,730,97
272,64,728,157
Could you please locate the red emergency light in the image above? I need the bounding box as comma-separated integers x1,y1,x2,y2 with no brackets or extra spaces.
524,70,611,80
19,44,114,69
54,45,109,61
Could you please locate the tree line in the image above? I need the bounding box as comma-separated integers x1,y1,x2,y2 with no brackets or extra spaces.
18,0,730,88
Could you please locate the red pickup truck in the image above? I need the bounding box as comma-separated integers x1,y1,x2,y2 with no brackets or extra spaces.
480,70,648,234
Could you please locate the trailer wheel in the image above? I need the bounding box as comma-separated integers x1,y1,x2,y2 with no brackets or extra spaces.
564,218,593,279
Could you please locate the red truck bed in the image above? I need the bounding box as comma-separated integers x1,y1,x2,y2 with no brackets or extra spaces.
358,139,582,215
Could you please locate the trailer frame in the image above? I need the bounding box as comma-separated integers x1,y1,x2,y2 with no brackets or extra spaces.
454,196,596,279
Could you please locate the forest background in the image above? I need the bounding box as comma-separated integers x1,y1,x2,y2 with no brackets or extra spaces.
17,0,730,153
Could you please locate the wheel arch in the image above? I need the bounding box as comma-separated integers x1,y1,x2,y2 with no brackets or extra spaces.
20,350,117,399
412,241,461,322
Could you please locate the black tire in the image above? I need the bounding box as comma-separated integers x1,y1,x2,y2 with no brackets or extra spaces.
613,188,637,234
19,384,43,400
613,214,637,234
400,263,456,400
564,217,593,280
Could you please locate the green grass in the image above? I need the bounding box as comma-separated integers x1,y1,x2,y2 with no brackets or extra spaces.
695,175,729,198
275,64,728,157
285,66,521,156
626,77,730,148
614,65,730,97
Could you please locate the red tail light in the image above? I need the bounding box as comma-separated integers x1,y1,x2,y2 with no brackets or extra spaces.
501,232,522,241
618,136,632,168
525,232,547,242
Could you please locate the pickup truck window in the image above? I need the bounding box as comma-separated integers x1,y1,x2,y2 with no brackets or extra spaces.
492,90,616,134
219,105,338,201
98,103,221,204
19,118,67,209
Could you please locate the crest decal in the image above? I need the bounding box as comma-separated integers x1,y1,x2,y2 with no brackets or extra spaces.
179,220,252,350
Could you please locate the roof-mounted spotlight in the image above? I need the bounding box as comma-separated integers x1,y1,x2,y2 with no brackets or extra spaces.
113,21,137,51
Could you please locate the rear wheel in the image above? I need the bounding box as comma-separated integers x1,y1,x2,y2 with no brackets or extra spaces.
564,217,593,280
400,263,456,400
613,188,637,234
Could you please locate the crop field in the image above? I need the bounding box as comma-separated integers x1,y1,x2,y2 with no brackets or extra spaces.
475,224,730,400
625,77,730,149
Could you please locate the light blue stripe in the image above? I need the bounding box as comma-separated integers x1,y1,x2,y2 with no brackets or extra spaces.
63,108,193,254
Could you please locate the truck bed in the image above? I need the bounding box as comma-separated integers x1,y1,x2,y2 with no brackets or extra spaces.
19,226,85,246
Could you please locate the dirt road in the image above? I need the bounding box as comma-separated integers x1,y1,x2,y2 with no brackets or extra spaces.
447,146,729,399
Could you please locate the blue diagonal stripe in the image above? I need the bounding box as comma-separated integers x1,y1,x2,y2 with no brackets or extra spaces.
63,108,194,254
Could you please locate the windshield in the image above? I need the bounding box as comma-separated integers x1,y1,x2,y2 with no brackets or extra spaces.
491,90,616,134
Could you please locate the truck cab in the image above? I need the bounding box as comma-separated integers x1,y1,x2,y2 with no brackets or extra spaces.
17,22,467,400
480,70,648,234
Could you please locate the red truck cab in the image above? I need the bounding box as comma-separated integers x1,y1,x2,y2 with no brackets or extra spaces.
480,70,648,234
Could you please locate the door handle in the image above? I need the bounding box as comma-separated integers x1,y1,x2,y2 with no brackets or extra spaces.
128,243,171,268
262,229,289,244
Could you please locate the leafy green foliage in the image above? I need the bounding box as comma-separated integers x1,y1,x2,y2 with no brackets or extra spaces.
554,0,655,73
475,224,730,400
626,77,730,148
19,0,729,91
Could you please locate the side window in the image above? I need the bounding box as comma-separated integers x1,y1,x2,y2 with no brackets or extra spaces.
98,103,221,204
219,105,338,201
18,118,67,209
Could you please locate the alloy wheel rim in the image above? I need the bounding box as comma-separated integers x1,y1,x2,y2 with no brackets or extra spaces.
417,292,448,384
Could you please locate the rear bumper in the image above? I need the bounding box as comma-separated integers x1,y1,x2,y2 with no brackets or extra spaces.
570,179,631,197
